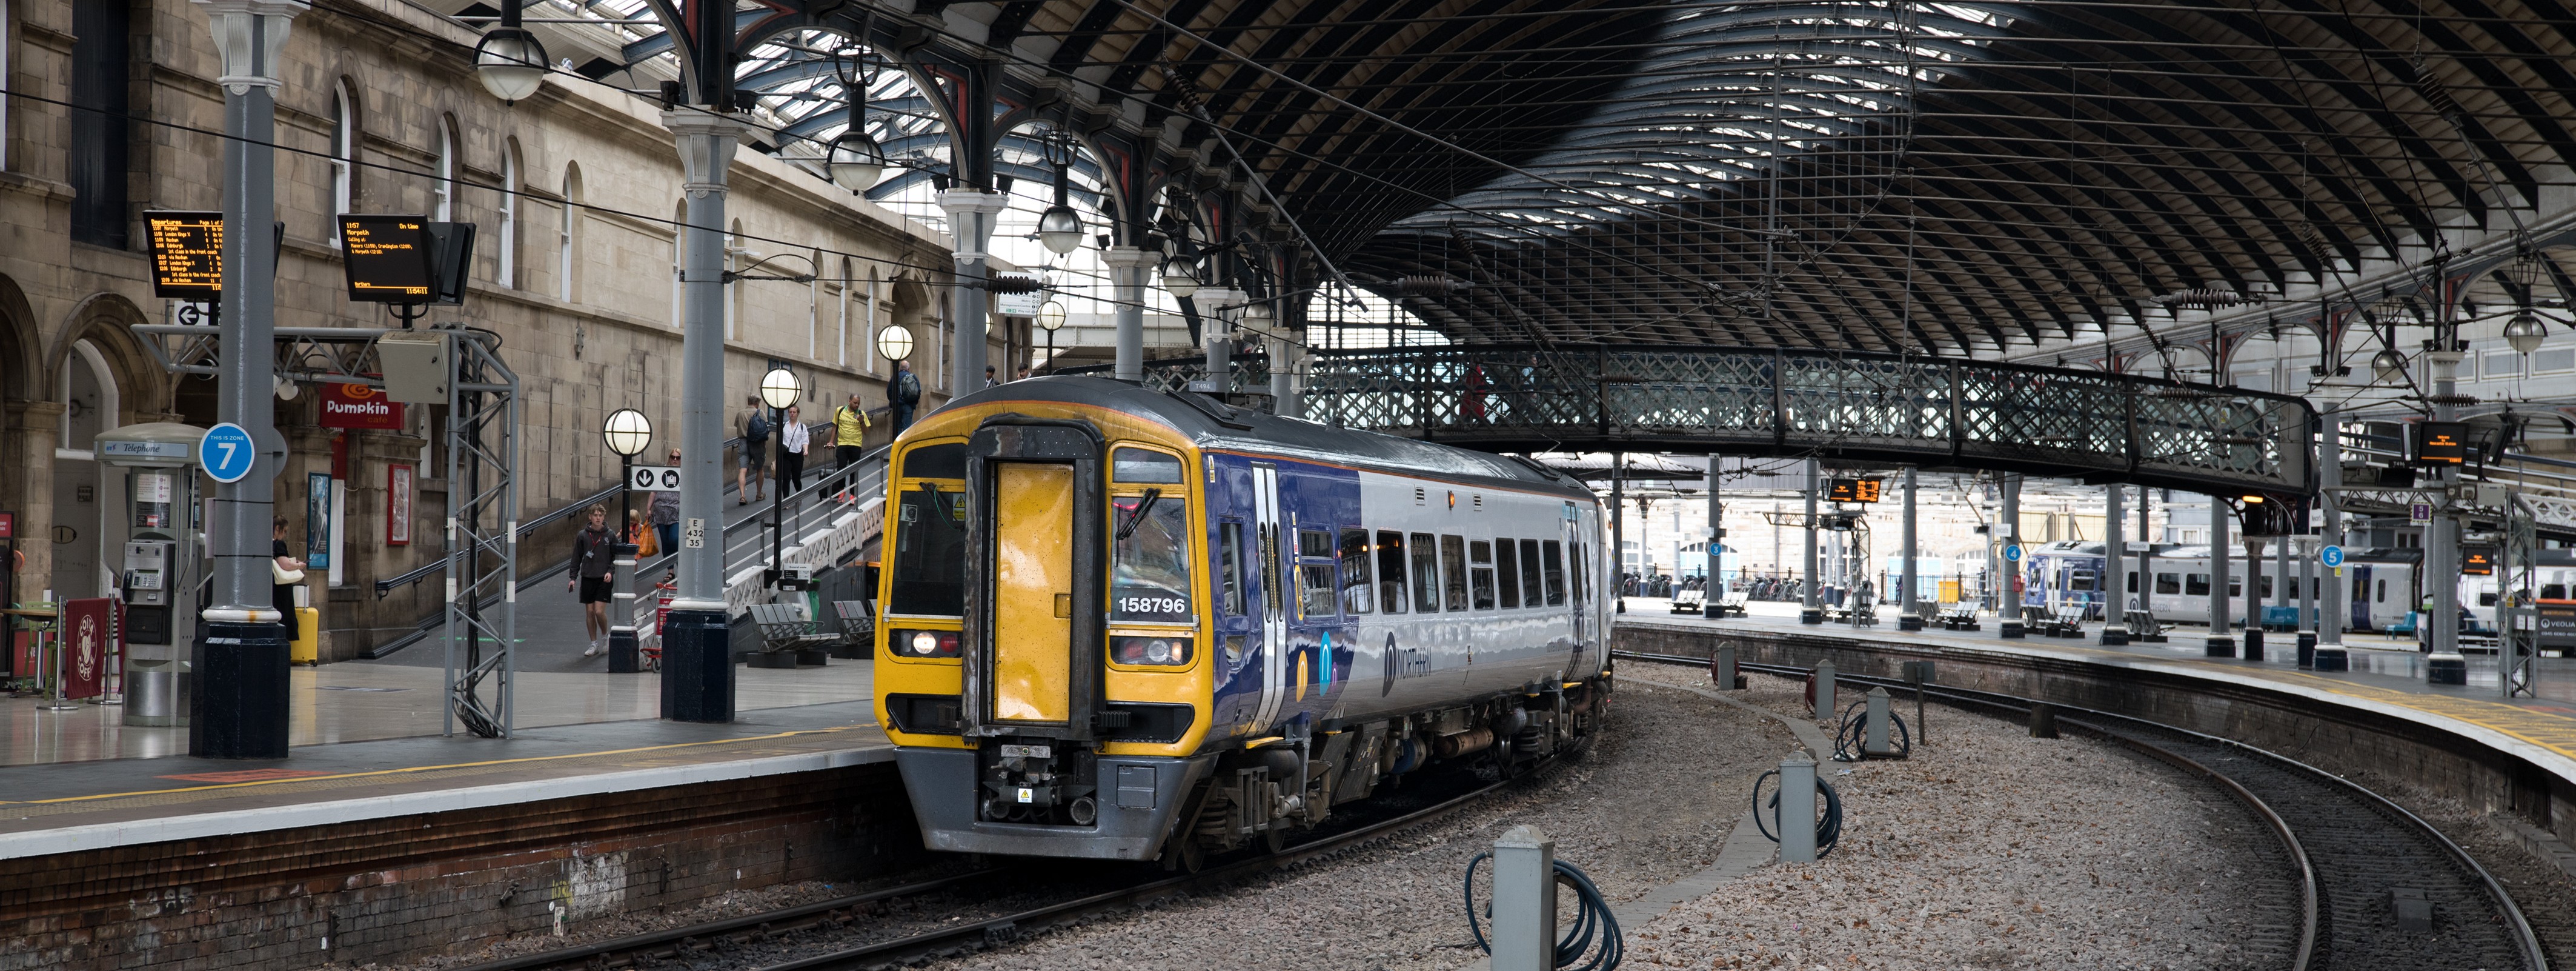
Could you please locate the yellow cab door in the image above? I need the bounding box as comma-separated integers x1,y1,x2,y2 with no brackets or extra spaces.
963,419,1105,739
991,463,1074,722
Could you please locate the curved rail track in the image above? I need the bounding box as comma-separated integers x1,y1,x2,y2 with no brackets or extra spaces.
456,756,1555,971
1618,649,2549,971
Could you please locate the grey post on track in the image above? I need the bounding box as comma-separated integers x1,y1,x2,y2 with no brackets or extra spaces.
194,0,304,760
2102,483,2126,644
2207,489,2233,656
1103,246,1155,383
1801,459,1822,624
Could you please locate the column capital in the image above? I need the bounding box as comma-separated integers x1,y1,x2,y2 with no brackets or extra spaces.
660,110,748,197
937,189,1008,259
1100,245,1160,271
194,0,307,93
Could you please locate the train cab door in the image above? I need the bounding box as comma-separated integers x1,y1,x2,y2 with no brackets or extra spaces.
1250,463,1289,732
961,419,1105,741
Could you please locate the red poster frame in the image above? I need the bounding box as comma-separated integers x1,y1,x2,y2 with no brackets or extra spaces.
387,463,413,546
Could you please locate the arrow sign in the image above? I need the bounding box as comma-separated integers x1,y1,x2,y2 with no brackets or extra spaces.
629,465,681,491
2320,544,2345,569
199,422,257,483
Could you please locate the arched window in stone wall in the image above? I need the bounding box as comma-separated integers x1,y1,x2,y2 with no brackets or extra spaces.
499,139,521,289
558,162,582,302
433,116,458,222
330,81,357,216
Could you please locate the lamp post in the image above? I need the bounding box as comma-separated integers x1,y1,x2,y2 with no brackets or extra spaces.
760,367,801,592
193,0,304,761
602,408,651,673
1036,301,1066,373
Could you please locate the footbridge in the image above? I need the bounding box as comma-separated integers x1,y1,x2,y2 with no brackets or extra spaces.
1094,346,2317,498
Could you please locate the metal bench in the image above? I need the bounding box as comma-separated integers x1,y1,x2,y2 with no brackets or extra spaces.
2043,605,2088,638
1669,585,1705,614
747,601,840,668
1940,604,1981,630
2123,609,2168,642
831,599,875,659
1717,590,1750,618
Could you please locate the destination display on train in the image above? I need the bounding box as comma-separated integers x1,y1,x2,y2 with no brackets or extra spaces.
1827,478,1883,504
144,211,225,299
338,215,437,302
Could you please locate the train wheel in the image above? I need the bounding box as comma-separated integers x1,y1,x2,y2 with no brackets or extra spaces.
1261,824,1288,855
1159,835,1204,873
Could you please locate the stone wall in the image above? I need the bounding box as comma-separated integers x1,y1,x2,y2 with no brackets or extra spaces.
0,763,922,970
0,0,984,657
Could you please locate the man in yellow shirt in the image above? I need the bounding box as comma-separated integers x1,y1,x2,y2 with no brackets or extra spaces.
830,391,872,503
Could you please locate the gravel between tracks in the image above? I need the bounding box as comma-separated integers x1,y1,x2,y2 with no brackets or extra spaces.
1616,664,2288,971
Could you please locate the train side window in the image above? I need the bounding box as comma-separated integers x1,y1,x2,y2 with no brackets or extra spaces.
2186,573,2210,596
1410,532,1442,613
1339,529,1375,614
1469,541,1498,610
1570,546,1587,608
2479,590,2499,607
1440,535,1470,612
1258,522,1283,619
1518,539,1545,606
1495,538,1522,609
1376,530,1409,615
2227,578,2242,598
1218,522,1246,617
2255,575,2272,599
1542,540,1567,606
2125,571,2138,593
2375,579,2386,602
2546,584,2567,600
2156,572,2180,595
1295,529,1338,618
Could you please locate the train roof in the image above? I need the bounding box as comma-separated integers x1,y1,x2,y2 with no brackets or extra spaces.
934,376,1593,499
2150,545,2422,564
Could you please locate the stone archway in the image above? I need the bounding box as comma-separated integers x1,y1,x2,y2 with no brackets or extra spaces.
42,293,171,599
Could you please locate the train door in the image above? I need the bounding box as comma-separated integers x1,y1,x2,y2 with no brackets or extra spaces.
1250,463,1288,732
961,420,1105,741
1564,503,1585,649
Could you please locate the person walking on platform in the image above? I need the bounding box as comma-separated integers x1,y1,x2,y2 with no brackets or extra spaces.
570,504,617,657
736,395,770,504
651,448,682,554
270,516,306,622
889,360,920,436
778,404,810,495
831,392,872,504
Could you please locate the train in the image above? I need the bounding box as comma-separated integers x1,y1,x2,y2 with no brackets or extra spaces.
2017,541,2576,634
872,376,1615,867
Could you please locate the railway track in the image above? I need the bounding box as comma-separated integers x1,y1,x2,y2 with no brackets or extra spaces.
455,758,1546,971
1616,649,2549,971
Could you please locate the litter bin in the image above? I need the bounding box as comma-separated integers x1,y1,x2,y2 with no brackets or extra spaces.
127,659,190,726
290,606,320,665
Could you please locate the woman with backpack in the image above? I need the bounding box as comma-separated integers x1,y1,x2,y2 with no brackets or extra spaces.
736,394,770,504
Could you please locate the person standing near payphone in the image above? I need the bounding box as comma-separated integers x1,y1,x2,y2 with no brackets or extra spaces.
271,517,305,621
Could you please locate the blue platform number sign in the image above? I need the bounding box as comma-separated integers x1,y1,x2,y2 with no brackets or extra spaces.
199,422,257,484
2320,544,2345,569
2003,544,2023,564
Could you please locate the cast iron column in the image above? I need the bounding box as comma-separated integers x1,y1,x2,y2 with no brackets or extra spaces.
660,108,746,722
1611,453,1626,614
1705,453,1726,619
2102,484,2128,644
1997,474,2023,638
1898,467,1920,630
2245,537,2265,660
1102,246,1155,382
2206,492,2233,656
192,0,304,759
1801,459,1822,624
939,189,1005,396
1193,287,1242,395
2318,407,2347,663
2427,347,2465,661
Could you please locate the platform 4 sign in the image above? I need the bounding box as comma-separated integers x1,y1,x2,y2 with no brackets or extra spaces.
319,382,405,430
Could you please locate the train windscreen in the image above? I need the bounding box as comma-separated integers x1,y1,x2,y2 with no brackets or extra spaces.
891,484,966,615
1111,495,1193,623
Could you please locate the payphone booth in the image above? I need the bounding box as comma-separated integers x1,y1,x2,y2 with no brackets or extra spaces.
95,422,207,727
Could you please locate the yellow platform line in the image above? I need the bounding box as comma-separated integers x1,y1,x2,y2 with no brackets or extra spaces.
0,724,869,806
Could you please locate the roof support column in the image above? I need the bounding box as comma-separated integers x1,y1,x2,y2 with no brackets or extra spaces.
1801,459,1822,625
2205,492,2233,657
1101,246,1157,383
660,107,747,724
2318,407,2347,667
939,189,1006,396
2101,484,2127,644
1704,455,1727,619
1898,469,1922,630
1997,475,2022,638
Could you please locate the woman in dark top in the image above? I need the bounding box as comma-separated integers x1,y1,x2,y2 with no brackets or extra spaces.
271,516,305,622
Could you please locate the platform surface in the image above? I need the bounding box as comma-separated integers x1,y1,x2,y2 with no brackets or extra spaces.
1622,598,2576,786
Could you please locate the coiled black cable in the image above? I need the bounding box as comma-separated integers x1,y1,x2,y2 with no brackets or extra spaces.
1831,699,1913,762
1751,769,1845,858
1464,852,1624,971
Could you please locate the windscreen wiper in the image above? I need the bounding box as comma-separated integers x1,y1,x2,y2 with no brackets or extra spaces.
1117,489,1163,541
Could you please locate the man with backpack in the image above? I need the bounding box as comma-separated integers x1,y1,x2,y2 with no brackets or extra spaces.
736,393,770,504
888,360,921,435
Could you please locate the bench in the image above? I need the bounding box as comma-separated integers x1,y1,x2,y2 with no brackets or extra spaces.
2261,605,2301,632
2043,605,2087,638
831,599,875,659
1717,590,1749,618
1940,604,1981,630
1669,586,1705,614
2123,609,2167,642
747,601,841,668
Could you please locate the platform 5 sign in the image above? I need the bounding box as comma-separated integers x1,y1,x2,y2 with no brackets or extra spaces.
319,383,405,430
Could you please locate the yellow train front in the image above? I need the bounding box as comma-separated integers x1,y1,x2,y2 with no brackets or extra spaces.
874,376,1613,864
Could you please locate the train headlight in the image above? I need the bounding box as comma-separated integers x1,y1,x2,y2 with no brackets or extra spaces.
1111,636,1191,667
893,629,960,658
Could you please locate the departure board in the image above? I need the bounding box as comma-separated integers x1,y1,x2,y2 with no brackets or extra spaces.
2411,421,2469,465
339,215,438,302
1827,478,1883,504
145,211,225,299
2461,546,2497,576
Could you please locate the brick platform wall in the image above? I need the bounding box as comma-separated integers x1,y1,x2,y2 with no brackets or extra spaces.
1619,623,2576,843
0,763,923,970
